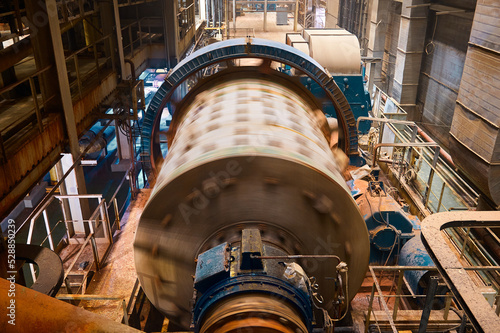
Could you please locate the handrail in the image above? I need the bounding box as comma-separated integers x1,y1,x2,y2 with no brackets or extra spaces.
372,142,439,167
64,34,113,61
356,116,417,131
107,165,133,210
16,119,113,234
0,94,56,144
369,86,479,212
120,16,163,31
0,65,53,95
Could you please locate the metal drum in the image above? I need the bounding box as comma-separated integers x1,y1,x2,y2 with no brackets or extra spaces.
134,69,370,329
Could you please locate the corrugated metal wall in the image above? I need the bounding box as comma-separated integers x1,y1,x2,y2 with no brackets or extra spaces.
381,1,401,96
416,2,475,148
449,0,500,206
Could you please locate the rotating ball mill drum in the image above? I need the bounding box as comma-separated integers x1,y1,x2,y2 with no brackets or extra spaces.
134,69,370,330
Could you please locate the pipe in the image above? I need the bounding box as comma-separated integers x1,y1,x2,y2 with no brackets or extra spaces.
79,130,107,156
417,127,455,169
0,279,141,333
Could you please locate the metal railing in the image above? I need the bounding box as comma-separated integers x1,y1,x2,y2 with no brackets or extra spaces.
363,86,479,214
0,15,159,164
420,212,500,332
14,120,134,287
446,226,500,293
231,27,256,38
361,88,499,313
0,34,116,163
25,195,104,286
54,0,159,24
364,265,500,333
64,33,115,99
121,17,164,57
0,64,56,163
21,163,133,287
55,0,98,23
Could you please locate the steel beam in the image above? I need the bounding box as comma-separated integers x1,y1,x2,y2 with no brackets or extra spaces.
418,275,439,333
113,0,126,79
0,37,32,73
421,211,500,333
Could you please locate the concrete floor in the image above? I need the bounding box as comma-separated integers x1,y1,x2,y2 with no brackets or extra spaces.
231,12,301,43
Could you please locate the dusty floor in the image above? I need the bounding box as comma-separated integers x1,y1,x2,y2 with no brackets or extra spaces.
230,12,301,43
58,189,151,322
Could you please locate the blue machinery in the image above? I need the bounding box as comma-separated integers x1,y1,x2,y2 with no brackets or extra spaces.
135,38,429,332
355,180,419,265
303,76,372,135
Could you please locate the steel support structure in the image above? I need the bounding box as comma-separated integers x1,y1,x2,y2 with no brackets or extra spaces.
421,211,500,333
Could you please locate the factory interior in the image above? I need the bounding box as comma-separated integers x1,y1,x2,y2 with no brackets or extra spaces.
0,0,499,332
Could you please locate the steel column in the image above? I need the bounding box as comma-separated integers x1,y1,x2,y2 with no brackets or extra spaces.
418,275,439,333
46,0,79,158
264,0,268,31
421,211,500,332
294,0,299,31
369,266,398,333
113,0,126,78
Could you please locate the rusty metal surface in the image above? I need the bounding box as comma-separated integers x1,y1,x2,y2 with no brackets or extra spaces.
369,266,398,333
0,114,64,220
135,73,370,328
0,278,141,333
420,211,500,333
74,71,118,134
